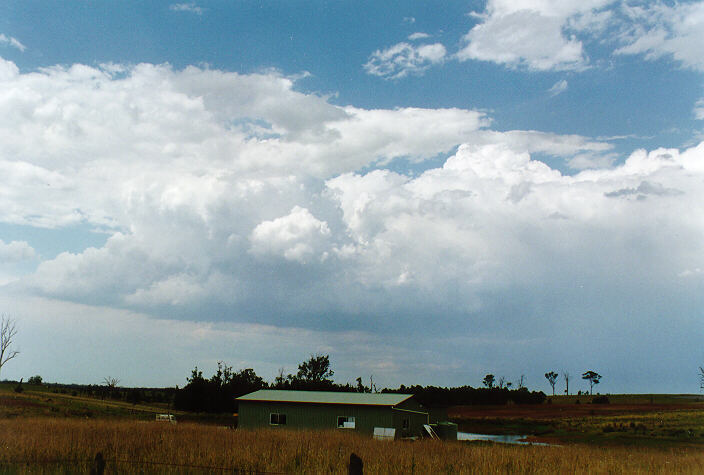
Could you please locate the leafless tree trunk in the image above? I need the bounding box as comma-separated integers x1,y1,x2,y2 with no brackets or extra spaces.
0,315,19,378
562,371,570,395
103,376,120,400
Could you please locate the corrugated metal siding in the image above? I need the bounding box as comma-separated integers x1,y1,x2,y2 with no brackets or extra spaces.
396,398,425,412
391,408,428,438
238,401,397,435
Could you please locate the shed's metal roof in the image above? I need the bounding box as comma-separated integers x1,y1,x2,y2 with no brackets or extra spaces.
236,390,414,406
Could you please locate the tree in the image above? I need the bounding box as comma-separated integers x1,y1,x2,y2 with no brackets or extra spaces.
274,367,286,388
562,371,570,395
28,375,43,385
544,371,558,396
227,367,265,397
103,376,120,399
369,375,378,393
582,371,601,395
103,376,120,388
516,374,526,389
482,374,495,388
699,367,704,391
175,363,266,412
0,315,19,379
355,377,369,393
297,354,334,384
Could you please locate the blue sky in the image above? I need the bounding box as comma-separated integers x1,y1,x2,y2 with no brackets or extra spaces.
0,1,703,394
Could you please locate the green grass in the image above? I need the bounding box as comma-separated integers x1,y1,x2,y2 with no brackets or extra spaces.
456,418,555,436
449,393,704,447
550,394,704,404
0,383,170,420
550,409,704,447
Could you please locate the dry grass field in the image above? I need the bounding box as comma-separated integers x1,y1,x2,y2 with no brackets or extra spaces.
1,387,703,473
1,418,704,474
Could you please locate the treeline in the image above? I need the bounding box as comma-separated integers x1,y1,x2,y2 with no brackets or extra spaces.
174,355,361,413
383,384,546,407
21,382,176,405
173,354,546,413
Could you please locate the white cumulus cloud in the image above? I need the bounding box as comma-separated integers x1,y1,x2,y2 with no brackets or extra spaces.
0,34,26,52
169,3,204,15
548,79,568,96
694,98,704,120
364,42,447,79
616,1,704,71
408,32,431,41
457,0,615,71
1,54,701,391
250,206,331,263
0,239,36,262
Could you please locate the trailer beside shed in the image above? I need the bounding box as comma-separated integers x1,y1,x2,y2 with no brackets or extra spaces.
237,390,428,439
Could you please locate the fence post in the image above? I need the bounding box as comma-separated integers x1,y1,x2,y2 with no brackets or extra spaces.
90,452,105,475
348,452,363,475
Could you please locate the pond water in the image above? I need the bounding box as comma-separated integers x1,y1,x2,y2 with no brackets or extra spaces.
457,432,550,446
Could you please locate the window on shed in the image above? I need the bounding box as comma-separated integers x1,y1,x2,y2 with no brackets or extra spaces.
402,418,409,429
270,413,287,425
337,416,356,429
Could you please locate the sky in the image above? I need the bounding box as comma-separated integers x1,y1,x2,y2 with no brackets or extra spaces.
0,1,703,395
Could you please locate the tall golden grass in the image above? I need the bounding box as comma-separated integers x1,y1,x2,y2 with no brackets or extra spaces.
0,418,702,473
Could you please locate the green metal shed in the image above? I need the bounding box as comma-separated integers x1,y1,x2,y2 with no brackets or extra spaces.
236,390,429,439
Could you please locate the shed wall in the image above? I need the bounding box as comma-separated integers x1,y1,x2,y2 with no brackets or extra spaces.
391,408,429,438
239,401,397,435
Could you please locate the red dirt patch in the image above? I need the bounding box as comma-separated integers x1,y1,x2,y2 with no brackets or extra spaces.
0,396,43,408
449,403,704,420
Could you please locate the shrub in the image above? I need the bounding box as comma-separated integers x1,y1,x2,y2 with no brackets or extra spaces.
592,395,610,404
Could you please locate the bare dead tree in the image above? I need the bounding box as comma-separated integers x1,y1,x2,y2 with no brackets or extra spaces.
103,376,120,388
562,370,570,395
699,366,704,391
0,315,19,378
274,367,286,388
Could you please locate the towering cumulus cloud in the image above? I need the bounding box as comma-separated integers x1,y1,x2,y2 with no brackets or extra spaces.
0,53,702,389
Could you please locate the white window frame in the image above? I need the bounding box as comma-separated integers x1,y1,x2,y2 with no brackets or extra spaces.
337,415,356,429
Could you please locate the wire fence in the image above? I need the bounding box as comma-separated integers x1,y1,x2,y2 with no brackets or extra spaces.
0,454,287,474
0,451,364,474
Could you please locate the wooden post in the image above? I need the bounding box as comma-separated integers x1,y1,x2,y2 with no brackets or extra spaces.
349,452,363,475
90,452,105,475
